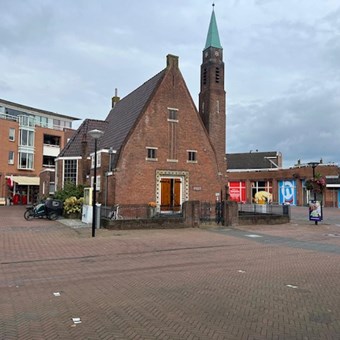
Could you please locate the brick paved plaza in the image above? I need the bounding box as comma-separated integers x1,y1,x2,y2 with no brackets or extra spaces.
1,206,340,339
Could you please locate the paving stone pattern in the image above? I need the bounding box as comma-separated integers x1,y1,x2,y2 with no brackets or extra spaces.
0,206,340,339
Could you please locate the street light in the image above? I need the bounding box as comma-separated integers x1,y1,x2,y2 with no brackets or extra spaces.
308,162,319,201
308,161,319,225
88,129,104,237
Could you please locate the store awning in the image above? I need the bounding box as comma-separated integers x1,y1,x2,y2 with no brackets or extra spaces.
12,176,40,186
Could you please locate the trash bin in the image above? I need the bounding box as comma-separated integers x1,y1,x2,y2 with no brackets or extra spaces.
282,203,290,216
95,203,101,229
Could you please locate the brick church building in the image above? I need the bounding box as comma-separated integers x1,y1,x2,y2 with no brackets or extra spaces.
55,9,227,213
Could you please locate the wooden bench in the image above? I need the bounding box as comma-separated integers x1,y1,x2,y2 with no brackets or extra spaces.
0,197,6,206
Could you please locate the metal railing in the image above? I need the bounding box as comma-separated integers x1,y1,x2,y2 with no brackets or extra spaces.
199,201,223,223
100,204,187,220
101,204,151,220
238,203,290,216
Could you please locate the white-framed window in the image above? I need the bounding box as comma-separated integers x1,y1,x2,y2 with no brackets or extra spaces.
91,152,101,168
19,115,35,127
167,108,178,122
8,151,14,165
146,147,158,161
64,159,77,184
9,128,15,141
18,152,34,169
187,150,197,163
20,129,34,147
90,175,101,191
49,182,55,194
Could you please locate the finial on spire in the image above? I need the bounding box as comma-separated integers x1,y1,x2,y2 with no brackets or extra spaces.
204,3,222,49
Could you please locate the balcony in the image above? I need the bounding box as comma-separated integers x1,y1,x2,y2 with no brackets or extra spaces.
43,144,60,157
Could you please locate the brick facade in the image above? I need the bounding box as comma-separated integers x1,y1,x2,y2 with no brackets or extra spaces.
55,10,228,213
0,99,78,204
112,57,222,205
227,163,340,207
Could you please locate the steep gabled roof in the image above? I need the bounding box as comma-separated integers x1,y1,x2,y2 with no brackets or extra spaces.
100,69,166,150
58,119,108,157
227,151,281,170
58,68,165,158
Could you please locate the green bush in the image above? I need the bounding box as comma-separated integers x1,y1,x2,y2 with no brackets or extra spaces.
54,182,85,202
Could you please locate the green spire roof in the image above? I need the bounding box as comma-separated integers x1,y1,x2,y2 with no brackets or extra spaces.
204,8,222,49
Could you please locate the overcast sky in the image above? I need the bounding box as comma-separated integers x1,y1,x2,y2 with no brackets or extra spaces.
1,0,339,168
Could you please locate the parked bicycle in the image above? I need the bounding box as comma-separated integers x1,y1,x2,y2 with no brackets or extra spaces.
108,204,123,220
24,199,63,221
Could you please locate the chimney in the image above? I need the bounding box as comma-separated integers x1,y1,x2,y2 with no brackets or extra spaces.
81,133,88,159
81,133,89,183
166,54,179,69
112,88,120,108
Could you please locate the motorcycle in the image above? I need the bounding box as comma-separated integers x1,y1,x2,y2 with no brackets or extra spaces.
24,199,63,221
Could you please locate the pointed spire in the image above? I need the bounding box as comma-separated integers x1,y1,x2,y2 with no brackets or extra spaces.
204,4,222,49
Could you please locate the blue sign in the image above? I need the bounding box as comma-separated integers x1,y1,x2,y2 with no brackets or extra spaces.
279,180,296,205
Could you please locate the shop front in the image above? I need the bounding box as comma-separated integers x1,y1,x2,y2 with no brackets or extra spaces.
6,176,40,205
229,181,246,203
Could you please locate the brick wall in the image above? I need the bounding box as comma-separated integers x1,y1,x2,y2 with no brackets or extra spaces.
228,165,339,206
112,60,222,205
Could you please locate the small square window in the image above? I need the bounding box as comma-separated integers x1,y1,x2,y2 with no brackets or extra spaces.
168,109,178,121
188,151,197,162
146,147,158,161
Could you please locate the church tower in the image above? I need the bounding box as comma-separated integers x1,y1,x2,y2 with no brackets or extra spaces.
199,5,227,185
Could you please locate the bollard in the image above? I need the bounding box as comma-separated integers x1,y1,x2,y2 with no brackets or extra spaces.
95,203,101,229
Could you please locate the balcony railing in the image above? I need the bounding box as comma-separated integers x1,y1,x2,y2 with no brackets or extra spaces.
238,203,291,216
0,112,18,122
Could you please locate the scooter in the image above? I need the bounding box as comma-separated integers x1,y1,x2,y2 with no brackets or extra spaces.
24,199,63,221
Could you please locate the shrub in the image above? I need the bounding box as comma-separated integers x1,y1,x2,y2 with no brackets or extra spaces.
54,182,85,202
63,196,84,215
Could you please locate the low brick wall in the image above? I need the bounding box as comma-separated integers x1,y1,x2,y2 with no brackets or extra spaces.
102,217,190,230
238,213,289,225
101,201,289,230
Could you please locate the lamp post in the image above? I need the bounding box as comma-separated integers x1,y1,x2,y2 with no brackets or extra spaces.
88,129,104,237
308,161,319,225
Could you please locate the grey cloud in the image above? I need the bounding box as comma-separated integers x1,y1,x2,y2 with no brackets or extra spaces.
228,82,340,166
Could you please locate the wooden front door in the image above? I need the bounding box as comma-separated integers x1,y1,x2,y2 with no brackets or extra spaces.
160,178,181,212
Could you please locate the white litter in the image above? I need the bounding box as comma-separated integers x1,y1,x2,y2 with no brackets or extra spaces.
286,284,298,289
245,234,262,238
53,292,61,296
238,270,246,273
72,317,82,324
